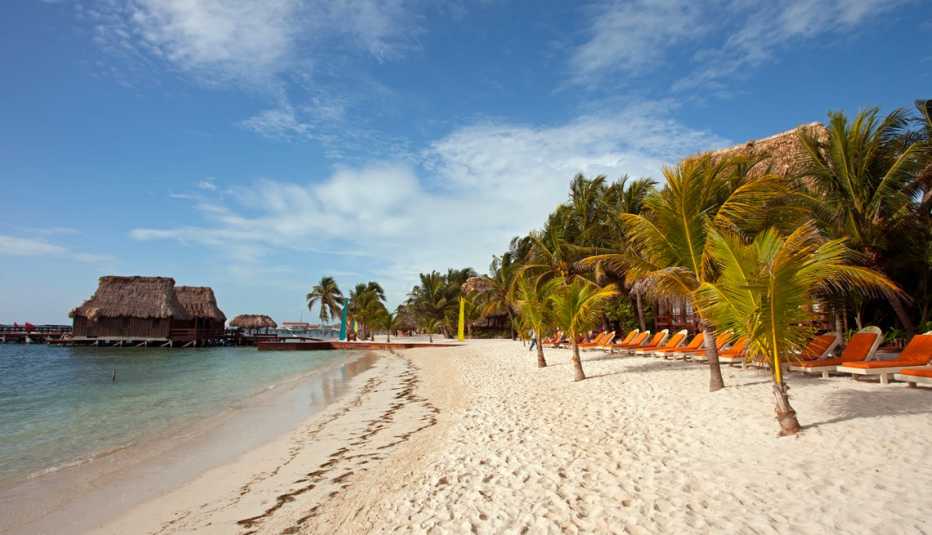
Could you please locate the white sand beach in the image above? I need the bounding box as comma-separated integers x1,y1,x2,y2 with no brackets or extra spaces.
66,339,932,534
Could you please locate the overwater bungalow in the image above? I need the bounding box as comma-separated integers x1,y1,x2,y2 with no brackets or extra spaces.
229,314,277,334
69,276,227,346
174,286,227,345
70,276,189,344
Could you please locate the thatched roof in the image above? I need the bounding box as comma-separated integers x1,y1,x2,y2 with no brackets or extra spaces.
70,276,190,321
703,122,828,178
175,286,226,322
462,276,491,294
229,314,277,329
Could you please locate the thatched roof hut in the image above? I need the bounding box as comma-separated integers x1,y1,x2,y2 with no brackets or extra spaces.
702,122,828,178
462,276,491,294
229,314,277,330
70,276,189,321
175,286,226,323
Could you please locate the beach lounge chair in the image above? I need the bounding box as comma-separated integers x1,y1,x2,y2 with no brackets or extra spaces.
614,329,640,347
895,365,932,388
711,336,749,364
654,331,704,359
616,330,665,354
789,328,879,379
579,331,614,350
836,331,932,384
677,331,733,361
636,329,686,357
613,330,653,353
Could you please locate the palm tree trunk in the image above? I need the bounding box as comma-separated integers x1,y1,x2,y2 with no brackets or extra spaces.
885,289,915,336
703,323,725,392
571,341,586,381
536,328,547,368
771,349,800,435
635,290,646,332
429,332,433,343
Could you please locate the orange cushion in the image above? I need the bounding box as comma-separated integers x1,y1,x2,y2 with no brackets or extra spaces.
796,357,846,368
720,337,748,357
899,335,932,361
842,359,927,369
660,333,686,349
899,368,932,378
839,333,878,360
800,334,836,361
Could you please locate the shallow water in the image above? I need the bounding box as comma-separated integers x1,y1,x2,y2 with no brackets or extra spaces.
0,344,354,484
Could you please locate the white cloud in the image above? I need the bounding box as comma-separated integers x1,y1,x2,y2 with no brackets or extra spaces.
197,178,218,191
130,102,727,303
570,0,705,83
0,236,115,265
85,0,424,87
571,0,913,89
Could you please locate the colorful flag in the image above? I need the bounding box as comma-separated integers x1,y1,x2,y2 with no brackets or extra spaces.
339,305,348,341
457,296,465,341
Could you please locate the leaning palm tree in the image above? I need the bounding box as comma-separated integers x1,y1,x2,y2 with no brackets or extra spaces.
547,278,619,381
306,276,344,324
514,274,552,368
798,108,929,334
588,154,785,391
694,222,899,436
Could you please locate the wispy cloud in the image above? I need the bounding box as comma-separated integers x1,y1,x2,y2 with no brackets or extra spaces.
571,0,914,90
0,235,115,265
570,0,706,83
82,0,425,88
197,178,218,191
131,101,727,302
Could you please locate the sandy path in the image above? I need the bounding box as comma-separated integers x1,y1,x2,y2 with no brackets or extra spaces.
339,340,932,534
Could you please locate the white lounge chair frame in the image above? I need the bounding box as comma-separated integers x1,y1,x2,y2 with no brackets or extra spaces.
836,330,932,384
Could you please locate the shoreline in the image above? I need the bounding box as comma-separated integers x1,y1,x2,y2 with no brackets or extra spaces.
5,340,931,534
84,348,449,534
0,350,383,535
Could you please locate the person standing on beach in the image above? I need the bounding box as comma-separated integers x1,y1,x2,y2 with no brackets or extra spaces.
528,329,537,351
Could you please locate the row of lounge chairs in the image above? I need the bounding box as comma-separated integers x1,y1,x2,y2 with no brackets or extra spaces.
552,327,932,388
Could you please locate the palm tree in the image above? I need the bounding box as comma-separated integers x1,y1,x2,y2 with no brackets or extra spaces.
547,278,619,381
306,276,344,324
514,274,552,367
695,222,899,435
380,309,400,342
348,282,386,340
798,108,929,334
596,154,785,391
420,317,441,343
476,255,520,338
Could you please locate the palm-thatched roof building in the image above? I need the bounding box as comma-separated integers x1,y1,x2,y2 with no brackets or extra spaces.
70,276,190,340
70,276,227,344
174,286,227,342
229,314,277,332
703,122,828,178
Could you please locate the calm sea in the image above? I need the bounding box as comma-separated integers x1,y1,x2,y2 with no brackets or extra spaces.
0,344,359,484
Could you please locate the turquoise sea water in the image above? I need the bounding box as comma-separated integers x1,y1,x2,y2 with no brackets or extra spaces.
0,344,356,484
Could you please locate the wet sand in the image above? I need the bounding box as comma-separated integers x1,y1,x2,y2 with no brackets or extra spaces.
0,352,382,535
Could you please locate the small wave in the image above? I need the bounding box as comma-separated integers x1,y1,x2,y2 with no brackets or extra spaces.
26,441,137,480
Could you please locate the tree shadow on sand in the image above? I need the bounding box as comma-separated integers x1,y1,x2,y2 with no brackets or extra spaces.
803,387,932,430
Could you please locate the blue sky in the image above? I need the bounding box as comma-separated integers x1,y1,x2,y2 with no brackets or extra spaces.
1,0,930,324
